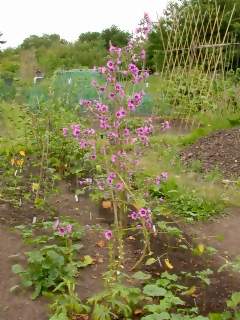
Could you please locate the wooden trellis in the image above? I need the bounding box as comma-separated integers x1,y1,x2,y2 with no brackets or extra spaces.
153,1,239,127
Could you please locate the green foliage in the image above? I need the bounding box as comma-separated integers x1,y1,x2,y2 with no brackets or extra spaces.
227,292,240,310
12,244,78,298
140,272,209,320
88,284,143,320
183,269,213,286
147,69,240,117
12,220,85,299
48,280,90,320
150,178,224,221
132,271,152,281
0,26,129,79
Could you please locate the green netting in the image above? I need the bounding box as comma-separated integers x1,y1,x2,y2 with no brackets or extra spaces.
52,69,103,103
136,93,154,115
24,69,102,111
23,69,154,115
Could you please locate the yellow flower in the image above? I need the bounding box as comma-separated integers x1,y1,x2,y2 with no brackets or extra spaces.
164,258,173,269
16,159,24,167
19,150,26,157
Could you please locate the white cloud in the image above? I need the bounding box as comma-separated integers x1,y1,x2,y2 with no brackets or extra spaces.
0,0,168,48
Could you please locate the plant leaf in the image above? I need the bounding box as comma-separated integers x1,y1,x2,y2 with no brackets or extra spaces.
132,271,152,281
143,284,167,297
145,258,157,266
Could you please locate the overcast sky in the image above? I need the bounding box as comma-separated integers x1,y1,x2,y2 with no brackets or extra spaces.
0,0,169,49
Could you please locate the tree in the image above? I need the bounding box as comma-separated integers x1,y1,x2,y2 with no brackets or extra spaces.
101,25,130,48
20,34,64,50
78,32,101,42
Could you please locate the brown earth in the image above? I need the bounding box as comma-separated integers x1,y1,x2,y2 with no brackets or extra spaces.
181,127,240,178
184,207,240,259
0,226,48,320
1,182,240,318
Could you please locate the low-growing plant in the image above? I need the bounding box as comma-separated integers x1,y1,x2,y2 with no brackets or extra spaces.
47,280,90,320
88,283,143,320
208,291,240,320
12,220,92,300
150,178,224,221
140,272,208,320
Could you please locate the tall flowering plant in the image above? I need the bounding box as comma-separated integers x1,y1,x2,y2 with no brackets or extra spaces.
64,14,154,270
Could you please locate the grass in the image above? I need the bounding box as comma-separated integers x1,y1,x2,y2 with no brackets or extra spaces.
140,125,240,221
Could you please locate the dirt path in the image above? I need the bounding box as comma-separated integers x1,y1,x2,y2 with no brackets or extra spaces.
184,207,240,259
0,226,48,320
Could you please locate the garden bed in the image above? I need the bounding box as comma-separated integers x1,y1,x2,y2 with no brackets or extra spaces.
180,128,240,178
1,181,240,319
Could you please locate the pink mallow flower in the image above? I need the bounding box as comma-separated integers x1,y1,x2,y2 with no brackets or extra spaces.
58,227,67,236
115,108,127,119
161,120,171,130
72,125,80,137
128,99,136,111
124,128,130,137
57,223,73,236
116,182,124,191
79,140,88,149
139,208,148,218
161,172,168,180
128,63,139,75
104,230,113,240
62,128,68,137
90,153,96,160
156,172,168,185
107,172,116,184
129,211,139,220
111,154,117,163
66,224,73,233
107,60,115,72
115,83,122,92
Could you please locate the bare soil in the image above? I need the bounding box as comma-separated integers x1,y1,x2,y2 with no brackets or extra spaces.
0,226,48,320
1,182,240,318
181,128,240,178
184,207,240,259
